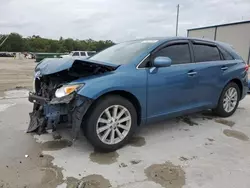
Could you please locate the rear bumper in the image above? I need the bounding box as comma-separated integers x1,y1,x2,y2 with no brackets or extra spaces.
27,92,93,138
248,80,250,93
240,72,248,100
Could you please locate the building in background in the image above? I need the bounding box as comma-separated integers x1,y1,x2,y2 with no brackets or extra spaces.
187,20,250,64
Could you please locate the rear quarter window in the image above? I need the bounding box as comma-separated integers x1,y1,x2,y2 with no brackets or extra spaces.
218,46,234,60
193,44,221,62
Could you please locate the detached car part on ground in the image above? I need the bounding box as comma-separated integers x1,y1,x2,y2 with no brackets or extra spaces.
28,37,248,152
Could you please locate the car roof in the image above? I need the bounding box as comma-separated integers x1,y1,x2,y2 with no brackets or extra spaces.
126,36,223,45
72,51,96,52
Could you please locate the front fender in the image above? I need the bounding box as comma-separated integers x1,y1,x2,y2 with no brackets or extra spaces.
76,70,147,120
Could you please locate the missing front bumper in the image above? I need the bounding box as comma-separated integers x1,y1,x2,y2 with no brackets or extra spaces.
27,92,93,138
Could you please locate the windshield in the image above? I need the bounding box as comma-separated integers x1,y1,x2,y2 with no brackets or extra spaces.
89,40,158,65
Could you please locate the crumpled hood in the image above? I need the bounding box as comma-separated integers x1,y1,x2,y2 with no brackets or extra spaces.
35,57,118,76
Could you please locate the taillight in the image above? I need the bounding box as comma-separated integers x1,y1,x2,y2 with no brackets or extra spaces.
245,64,249,71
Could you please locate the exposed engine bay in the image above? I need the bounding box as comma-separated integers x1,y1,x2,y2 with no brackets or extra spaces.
27,59,116,138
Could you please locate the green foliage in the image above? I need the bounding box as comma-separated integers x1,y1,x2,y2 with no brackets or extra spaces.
0,33,24,52
0,33,115,53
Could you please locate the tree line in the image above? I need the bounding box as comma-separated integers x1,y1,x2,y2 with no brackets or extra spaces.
0,33,115,53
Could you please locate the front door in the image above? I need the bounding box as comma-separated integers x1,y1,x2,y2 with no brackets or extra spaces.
147,41,199,122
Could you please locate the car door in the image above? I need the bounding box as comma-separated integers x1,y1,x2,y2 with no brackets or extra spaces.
147,40,200,122
190,40,235,106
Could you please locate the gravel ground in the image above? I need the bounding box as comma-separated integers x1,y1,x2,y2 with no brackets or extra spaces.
0,57,36,97
0,58,250,188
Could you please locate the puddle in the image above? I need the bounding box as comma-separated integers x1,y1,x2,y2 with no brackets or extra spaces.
201,110,216,120
179,116,198,126
215,119,235,127
41,140,72,151
130,160,141,165
179,157,188,161
237,107,245,110
205,142,213,146
223,129,249,141
66,174,111,188
119,163,128,168
179,156,197,161
40,155,64,187
145,162,185,188
207,138,215,142
128,136,146,147
89,151,119,165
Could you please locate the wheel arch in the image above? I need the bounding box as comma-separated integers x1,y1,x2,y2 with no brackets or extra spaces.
216,78,243,107
228,78,243,99
85,90,142,126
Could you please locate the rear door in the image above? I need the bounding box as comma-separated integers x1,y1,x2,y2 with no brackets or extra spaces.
190,40,236,106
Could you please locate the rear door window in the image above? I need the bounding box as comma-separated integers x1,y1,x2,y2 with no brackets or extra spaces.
193,44,221,62
80,52,86,56
154,43,191,65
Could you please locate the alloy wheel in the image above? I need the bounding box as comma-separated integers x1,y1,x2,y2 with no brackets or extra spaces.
96,105,132,145
223,87,238,113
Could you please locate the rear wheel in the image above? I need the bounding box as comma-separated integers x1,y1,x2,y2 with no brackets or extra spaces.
214,82,240,117
84,95,137,152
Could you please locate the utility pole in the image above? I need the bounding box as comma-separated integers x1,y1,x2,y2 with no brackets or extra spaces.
0,35,9,48
176,4,180,36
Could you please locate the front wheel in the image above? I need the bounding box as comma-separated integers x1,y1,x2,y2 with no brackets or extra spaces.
84,95,137,152
214,82,240,117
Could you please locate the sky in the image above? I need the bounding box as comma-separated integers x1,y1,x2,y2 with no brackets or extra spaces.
0,0,250,42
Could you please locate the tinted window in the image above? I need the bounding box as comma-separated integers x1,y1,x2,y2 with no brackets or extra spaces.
80,52,86,56
193,44,221,62
219,47,234,60
154,43,191,64
72,52,79,56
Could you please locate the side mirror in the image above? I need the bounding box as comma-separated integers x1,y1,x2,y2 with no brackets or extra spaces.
153,56,172,67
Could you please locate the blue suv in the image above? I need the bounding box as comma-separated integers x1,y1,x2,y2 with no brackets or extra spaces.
28,37,248,151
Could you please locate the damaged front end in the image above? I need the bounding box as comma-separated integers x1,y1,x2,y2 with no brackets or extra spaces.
28,92,92,138
27,58,117,138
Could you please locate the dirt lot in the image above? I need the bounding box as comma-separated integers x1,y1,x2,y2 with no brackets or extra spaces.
0,57,35,97
0,58,250,188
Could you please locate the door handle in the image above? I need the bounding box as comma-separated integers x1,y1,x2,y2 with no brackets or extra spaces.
221,66,228,71
188,71,197,76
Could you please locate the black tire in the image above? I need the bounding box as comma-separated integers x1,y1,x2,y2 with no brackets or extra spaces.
214,82,240,117
84,95,137,152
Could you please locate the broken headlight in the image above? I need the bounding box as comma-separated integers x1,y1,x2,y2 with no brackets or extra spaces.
55,84,84,98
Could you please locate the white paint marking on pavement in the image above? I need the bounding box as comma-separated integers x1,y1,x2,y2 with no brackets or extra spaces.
4,89,29,99
0,103,16,112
